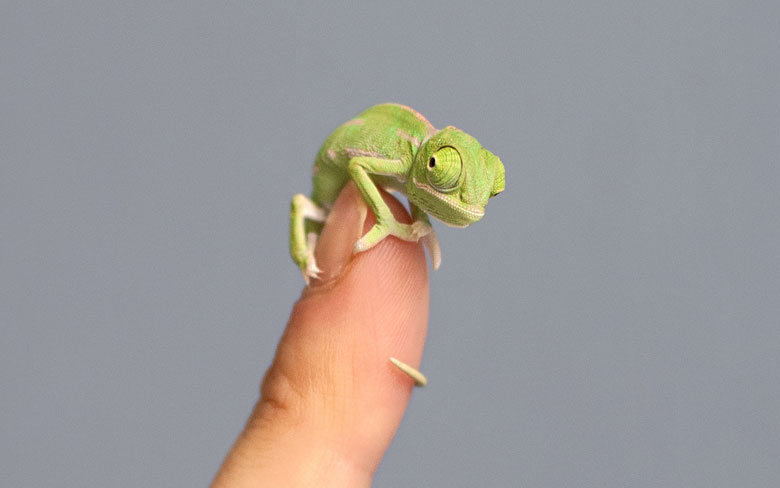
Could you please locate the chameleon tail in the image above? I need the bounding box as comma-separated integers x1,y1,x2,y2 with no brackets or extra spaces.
389,357,427,387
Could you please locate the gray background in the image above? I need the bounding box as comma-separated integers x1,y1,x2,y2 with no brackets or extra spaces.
2,1,779,486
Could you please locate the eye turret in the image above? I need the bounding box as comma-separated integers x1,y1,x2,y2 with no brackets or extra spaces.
426,146,462,191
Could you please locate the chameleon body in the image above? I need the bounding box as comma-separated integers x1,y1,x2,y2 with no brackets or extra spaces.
290,103,505,281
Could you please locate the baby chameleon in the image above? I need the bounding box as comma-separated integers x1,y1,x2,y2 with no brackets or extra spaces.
289,103,505,384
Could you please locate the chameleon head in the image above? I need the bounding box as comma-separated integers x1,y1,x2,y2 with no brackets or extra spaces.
406,126,505,227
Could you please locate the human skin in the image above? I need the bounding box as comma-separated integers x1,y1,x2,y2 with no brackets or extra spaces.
212,182,429,487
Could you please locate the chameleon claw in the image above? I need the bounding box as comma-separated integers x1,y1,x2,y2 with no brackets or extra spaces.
301,255,321,285
410,221,441,269
421,230,441,270
301,269,311,286
389,357,427,387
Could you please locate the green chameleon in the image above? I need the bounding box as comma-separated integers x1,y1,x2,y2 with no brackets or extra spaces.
289,103,505,385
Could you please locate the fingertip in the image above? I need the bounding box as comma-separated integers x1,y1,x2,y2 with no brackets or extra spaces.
219,187,433,486
268,184,430,470
309,182,429,294
310,183,365,285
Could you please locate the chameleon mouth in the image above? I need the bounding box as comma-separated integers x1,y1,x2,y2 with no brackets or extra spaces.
412,177,485,225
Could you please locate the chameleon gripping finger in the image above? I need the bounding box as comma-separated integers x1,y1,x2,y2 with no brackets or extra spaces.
389,357,428,387
288,103,505,278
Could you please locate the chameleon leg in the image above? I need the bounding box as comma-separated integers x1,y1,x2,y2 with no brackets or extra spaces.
290,193,327,284
347,157,429,253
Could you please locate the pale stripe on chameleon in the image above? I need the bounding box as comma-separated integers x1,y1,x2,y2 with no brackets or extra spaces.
396,128,421,147
385,103,437,135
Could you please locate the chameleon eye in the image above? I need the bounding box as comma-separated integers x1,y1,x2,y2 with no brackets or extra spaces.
426,146,462,191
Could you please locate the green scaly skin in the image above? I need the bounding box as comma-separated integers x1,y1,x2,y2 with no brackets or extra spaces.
290,103,505,283
289,103,505,386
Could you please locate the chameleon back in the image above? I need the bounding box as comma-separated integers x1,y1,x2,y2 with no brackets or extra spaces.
311,104,436,206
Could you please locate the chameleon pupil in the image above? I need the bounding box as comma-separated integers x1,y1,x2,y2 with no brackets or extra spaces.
429,157,436,168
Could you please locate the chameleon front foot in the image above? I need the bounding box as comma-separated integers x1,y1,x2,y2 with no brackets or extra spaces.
409,220,433,240
353,223,390,254
353,219,433,252
353,219,441,270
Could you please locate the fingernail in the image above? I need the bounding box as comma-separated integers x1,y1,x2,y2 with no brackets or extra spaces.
311,183,366,285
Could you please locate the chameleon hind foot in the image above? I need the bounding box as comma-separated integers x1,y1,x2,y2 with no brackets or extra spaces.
301,232,322,285
290,194,327,284
389,357,427,387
